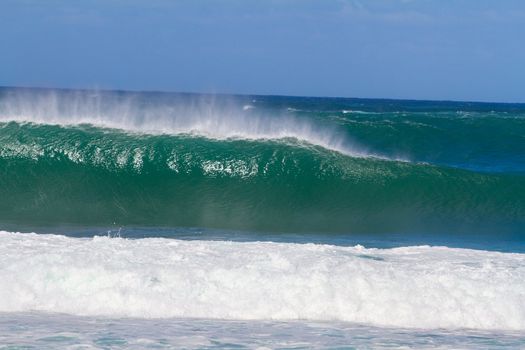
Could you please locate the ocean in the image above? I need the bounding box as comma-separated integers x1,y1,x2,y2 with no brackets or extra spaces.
0,86,524,349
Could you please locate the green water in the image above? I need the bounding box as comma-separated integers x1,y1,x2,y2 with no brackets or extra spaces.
1,121,523,234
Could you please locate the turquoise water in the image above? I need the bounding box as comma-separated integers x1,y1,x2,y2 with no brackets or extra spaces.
1,87,524,236
2,312,525,349
0,87,524,348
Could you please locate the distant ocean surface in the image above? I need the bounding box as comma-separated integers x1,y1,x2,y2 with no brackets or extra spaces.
0,86,524,349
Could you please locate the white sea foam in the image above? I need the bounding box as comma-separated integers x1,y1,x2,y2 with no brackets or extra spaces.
0,90,394,160
1,231,524,330
342,110,378,114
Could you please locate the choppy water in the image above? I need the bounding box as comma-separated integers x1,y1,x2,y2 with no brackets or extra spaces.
3,313,525,349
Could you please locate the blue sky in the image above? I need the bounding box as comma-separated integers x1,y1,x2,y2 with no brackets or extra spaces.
1,0,524,102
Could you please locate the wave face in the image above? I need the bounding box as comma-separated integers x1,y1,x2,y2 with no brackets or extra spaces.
1,87,525,234
2,231,525,330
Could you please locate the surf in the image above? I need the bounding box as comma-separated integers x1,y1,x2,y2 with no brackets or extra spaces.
2,231,525,330
0,121,523,233
1,87,524,234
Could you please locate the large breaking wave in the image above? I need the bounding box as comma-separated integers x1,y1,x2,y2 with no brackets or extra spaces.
0,121,523,233
0,88,524,234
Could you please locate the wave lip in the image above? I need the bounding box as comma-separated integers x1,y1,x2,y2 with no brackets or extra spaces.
0,89,396,160
2,231,525,330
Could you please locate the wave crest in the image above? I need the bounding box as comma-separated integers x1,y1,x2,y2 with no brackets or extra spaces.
0,88,395,160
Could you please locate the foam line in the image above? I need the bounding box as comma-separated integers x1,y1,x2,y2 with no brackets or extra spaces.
1,231,524,330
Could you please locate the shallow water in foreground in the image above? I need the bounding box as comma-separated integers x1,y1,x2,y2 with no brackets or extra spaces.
2,312,525,350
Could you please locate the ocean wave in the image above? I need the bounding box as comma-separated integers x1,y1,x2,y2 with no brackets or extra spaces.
0,121,524,233
1,88,524,233
1,231,525,330
0,89,391,160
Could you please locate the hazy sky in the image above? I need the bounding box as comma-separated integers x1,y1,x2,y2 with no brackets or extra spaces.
1,0,524,102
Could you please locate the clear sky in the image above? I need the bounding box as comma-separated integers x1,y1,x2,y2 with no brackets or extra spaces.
1,0,524,103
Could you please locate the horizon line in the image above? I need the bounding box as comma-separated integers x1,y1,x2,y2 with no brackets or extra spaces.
1,84,524,106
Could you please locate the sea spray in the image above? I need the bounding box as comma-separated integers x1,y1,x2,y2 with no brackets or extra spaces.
0,87,380,159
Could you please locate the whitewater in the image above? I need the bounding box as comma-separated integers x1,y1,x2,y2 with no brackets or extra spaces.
2,230,525,330
1,87,525,348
